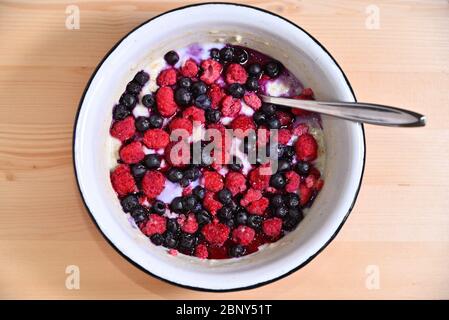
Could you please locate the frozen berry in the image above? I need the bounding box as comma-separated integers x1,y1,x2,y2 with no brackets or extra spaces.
156,86,177,117
218,206,233,220
274,206,288,218
224,171,247,196
170,197,184,213
126,81,142,95
232,225,255,245
157,68,177,86
180,177,190,187
228,157,243,172
201,222,230,246
143,129,170,149
265,61,281,78
143,154,161,169
195,244,209,259
270,172,286,189
285,193,300,208
110,164,137,196
193,186,206,200
234,48,248,64
206,109,221,123
131,206,148,223
283,217,300,231
270,194,284,208
120,194,139,212
194,94,212,110
227,83,244,98
217,188,232,204
164,50,179,65
174,88,192,106
196,209,211,225
277,159,291,172
262,217,282,238
226,63,248,84
229,244,245,257
120,141,145,164
203,171,224,192
261,103,276,116
135,116,151,132
177,77,192,89
120,93,137,110
148,114,164,128
247,63,262,77
247,197,269,215
113,104,130,120
266,116,281,129
296,161,311,176
133,70,150,86
221,95,242,117
219,46,234,62
131,163,147,179
288,207,303,220
230,115,256,138
295,133,318,161
191,81,207,97
141,170,165,199
182,195,197,212
167,168,183,182
164,233,178,248
243,92,262,110
142,94,156,108
210,48,220,60
245,77,259,91
200,59,222,84
247,215,263,230
169,117,193,135
179,233,196,251
150,234,164,246
184,167,200,181
253,111,266,125
166,219,180,234
181,59,198,78
142,213,166,236
152,200,166,215
235,210,248,225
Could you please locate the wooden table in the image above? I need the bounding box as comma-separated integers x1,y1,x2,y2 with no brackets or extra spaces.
1,0,448,299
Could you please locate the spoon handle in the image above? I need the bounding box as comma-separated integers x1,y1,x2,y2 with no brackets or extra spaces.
260,95,426,127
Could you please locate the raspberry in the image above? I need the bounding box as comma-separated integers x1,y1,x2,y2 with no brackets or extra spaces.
142,214,166,236
247,197,269,215
230,115,256,138
195,244,208,259
285,170,300,193
164,141,190,167
305,174,317,189
208,84,224,108
143,129,170,149
295,133,318,161
119,141,145,164
169,117,193,135
262,217,282,238
201,222,230,246
182,106,205,124
278,128,292,145
315,179,324,191
156,86,177,117
180,213,198,234
243,93,262,110
141,170,166,199
276,110,293,126
203,171,224,192
110,164,137,196
249,166,271,190
232,226,255,245
203,191,222,215
240,188,262,206
181,59,198,78
221,95,242,117
224,171,247,196
168,249,178,256
156,68,177,86
225,63,248,84
200,59,222,84
299,183,312,205
291,88,314,116
110,116,135,142
292,123,309,136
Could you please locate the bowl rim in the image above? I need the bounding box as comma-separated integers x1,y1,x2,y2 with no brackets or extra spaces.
72,2,366,292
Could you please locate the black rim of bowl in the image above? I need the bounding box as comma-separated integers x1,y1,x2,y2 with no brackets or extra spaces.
72,2,366,292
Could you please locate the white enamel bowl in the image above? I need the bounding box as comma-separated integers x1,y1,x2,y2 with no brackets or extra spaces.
73,3,365,291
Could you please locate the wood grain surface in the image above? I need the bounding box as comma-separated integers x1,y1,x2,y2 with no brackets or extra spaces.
0,0,448,299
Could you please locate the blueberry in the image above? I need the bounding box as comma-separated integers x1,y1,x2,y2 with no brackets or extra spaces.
167,168,183,182
150,234,164,246
174,88,192,106
266,116,281,130
235,210,248,225
270,172,286,189
191,202,203,213
245,77,259,91
133,70,150,86
120,194,139,212
143,154,161,169
261,103,276,116
164,232,178,248
229,245,245,257
179,177,190,188
228,157,243,172
265,61,281,78
227,83,245,98
178,77,192,89
277,159,291,172
285,193,300,208
218,206,233,220
184,167,200,181
130,206,148,223
141,94,156,109
191,81,207,97
279,145,295,160
196,209,211,225
270,194,284,208
210,48,220,60
274,206,288,218
120,93,137,110
283,218,300,231
130,163,147,179
135,116,151,132
170,197,184,213
194,94,211,109
113,104,130,120
192,186,206,200
217,188,233,204
182,195,197,212
247,63,263,77
152,200,166,215
224,218,235,228
126,81,142,95
288,207,303,220
234,48,248,64
179,233,196,250
253,111,267,125
148,114,164,128
296,161,311,176
219,46,234,62
164,50,179,66
247,215,263,230
206,109,221,123
166,219,180,234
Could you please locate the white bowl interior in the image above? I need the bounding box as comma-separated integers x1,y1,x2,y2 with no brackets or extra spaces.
74,4,365,290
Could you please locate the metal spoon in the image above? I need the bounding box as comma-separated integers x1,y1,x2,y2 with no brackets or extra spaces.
260,95,426,127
